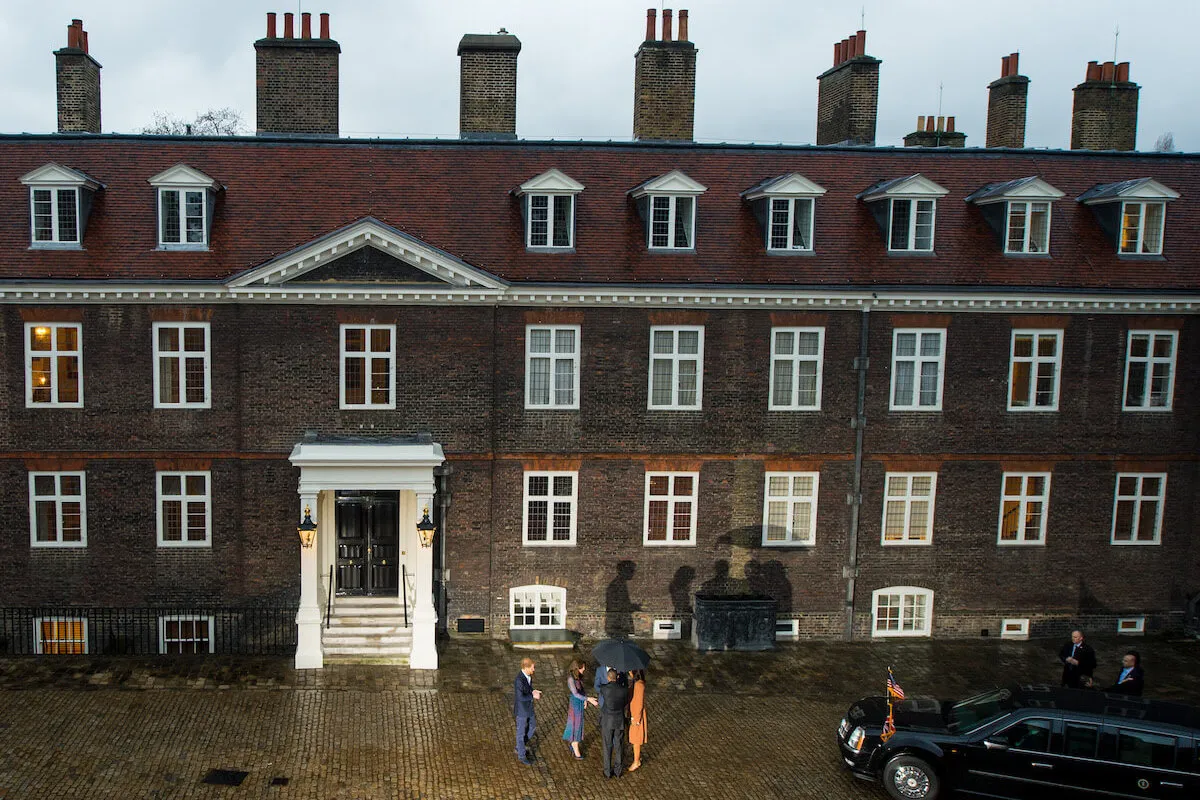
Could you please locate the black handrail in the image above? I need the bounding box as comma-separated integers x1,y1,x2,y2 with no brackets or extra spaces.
402,564,409,628
325,565,334,628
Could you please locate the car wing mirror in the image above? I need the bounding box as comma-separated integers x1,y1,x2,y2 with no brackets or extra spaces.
983,738,1009,751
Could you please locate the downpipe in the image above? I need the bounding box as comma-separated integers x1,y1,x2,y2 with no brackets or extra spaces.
845,299,873,640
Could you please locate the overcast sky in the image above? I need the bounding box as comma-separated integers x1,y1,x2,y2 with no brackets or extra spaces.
2,0,1197,151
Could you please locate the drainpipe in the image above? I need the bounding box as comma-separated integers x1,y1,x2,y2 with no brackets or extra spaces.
844,299,873,640
434,463,453,636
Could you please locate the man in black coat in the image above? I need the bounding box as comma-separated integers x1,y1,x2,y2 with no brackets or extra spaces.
1059,629,1097,688
1104,650,1146,696
598,668,630,778
513,657,542,765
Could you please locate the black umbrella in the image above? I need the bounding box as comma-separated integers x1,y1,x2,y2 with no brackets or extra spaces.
591,638,651,672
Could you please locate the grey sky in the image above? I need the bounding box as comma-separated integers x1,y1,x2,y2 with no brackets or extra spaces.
2,0,1197,150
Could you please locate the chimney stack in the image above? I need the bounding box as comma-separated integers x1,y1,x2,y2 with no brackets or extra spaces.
633,8,697,141
254,11,340,136
457,29,522,140
1071,60,1139,150
903,114,966,148
815,29,880,145
985,52,1029,148
55,18,102,133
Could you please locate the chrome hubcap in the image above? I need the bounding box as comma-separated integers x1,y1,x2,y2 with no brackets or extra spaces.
892,765,930,799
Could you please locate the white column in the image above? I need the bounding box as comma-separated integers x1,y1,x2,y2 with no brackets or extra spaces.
295,492,324,670
410,491,438,670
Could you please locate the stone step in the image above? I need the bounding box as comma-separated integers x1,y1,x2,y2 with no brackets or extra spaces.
322,634,413,647
326,614,412,627
323,644,412,656
324,654,410,666
333,595,409,607
325,621,412,634
330,604,411,616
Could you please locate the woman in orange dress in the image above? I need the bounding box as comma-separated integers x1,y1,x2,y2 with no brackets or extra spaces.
627,669,647,770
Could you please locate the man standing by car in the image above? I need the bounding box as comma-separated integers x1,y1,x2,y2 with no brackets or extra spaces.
1105,650,1145,696
1059,629,1096,688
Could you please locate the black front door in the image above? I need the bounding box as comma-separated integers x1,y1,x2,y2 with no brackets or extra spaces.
335,491,400,596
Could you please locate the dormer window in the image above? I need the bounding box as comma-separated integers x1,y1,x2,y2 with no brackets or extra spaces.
965,177,1065,255
148,164,221,251
515,169,584,251
629,170,707,251
858,174,949,253
1077,178,1179,257
741,173,826,253
19,163,103,249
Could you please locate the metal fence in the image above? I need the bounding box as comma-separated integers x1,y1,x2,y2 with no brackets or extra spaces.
0,606,298,656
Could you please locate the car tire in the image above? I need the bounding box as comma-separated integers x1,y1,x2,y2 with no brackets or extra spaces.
882,754,940,800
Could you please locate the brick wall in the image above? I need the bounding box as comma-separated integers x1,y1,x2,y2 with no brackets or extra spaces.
1071,82,1139,151
816,58,880,146
254,39,340,136
986,75,1029,148
55,50,101,134
633,42,697,141
459,47,519,138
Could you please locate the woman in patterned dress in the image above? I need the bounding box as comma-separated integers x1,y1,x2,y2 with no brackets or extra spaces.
562,659,598,759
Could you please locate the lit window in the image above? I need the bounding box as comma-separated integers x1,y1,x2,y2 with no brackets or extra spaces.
762,472,819,545
523,472,577,546
1009,330,1062,410
28,472,87,548
882,472,936,545
648,326,703,410
159,615,214,654
34,617,88,654
1111,473,1165,545
998,473,1051,545
340,325,395,409
25,322,82,408
644,472,699,546
1123,331,1176,411
509,585,566,629
769,327,823,410
1006,201,1051,253
157,472,211,547
872,587,933,637
889,198,936,251
768,198,814,251
1119,202,1165,255
890,329,944,410
153,322,210,408
525,325,579,409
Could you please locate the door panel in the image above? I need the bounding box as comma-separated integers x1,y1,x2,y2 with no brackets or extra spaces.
336,499,367,594
335,492,400,596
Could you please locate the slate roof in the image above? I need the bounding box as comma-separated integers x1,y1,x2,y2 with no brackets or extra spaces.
1,134,1197,292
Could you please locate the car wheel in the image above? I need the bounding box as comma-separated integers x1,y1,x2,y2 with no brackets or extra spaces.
882,754,940,800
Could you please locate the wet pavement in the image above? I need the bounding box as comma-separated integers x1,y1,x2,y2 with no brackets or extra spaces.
0,634,1197,799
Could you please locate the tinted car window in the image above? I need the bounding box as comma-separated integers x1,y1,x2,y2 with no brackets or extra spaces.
1064,723,1099,758
1117,729,1177,769
948,688,1015,732
999,719,1051,752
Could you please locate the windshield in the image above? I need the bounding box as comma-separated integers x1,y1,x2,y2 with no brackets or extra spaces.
947,688,1015,733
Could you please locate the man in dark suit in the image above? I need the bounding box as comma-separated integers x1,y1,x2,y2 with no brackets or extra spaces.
513,656,542,765
598,668,630,778
1105,650,1145,696
1058,629,1097,688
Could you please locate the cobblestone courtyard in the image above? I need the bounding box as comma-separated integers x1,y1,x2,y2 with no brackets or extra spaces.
0,636,1197,799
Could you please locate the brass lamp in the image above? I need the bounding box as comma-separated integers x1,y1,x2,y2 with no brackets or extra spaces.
297,505,317,549
417,506,436,548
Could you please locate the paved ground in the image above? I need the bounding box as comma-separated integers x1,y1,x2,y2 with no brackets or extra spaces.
0,634,1197,799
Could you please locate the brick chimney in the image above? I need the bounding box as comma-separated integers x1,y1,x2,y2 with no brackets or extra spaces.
55,19,102,134
254,12,340,136
904,115,966,148
457,29,522,140
633,8,697,141
1071,60,1139,151
986,53,1029,148
815,29,880,145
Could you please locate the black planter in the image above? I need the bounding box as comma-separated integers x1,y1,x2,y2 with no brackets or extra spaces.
692,594,777,651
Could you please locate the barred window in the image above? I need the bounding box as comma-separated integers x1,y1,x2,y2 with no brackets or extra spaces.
159,616,214,654
34,617,88,654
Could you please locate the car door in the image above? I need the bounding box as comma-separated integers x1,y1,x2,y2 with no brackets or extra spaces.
959,716,1076,799
1104,725,1190,799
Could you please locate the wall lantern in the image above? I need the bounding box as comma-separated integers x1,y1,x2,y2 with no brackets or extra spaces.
297,505,317,549
417,506,437,548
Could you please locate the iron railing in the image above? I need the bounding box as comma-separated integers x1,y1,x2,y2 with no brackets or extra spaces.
0,605,298,656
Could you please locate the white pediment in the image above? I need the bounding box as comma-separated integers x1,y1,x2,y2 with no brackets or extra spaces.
966,177,1066,205
859,174,949,203
20,163,103,189
516,169,585,195
1003,177,1065,200
1118,178,1180,200
227,217,508,290
629,169,707,198
741,173,827,200
148,163,221,189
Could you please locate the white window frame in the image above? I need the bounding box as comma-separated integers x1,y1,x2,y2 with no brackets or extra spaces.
156,471,212,548
29,186,81,246
887,198,936,252
24,322,83,408
33,617,89,654
768,327,824,411
648,194,696,250
881,472,937,546
152,322,211,409
1111,472,1166,546
157,187,208,248
339,324,396,410
890,329,945,411
508,585,567,630
28,471,87,548
997,472,1051,546
762,472,819,546
521,471,578,547
524,325,580,410
648,325,704,410
766,197,815,252
1117,617,1146,635
1008,329,1062,411
1122,330,1177,412
871,586,933,638
1004,200,1052,254
644,471,699,546
159,614,216,654
525,194,575,249
1118,201,1166,255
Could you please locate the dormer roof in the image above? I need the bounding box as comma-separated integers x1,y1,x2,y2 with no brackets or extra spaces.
965,177,1065,205
148,163,222,190
514,168,584,196
20,162,104,190
857,174,949,202
1077,178,1180,204
741,173,827,200
628,169,707,198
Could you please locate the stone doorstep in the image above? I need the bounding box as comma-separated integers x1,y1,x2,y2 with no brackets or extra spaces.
511,640,574,651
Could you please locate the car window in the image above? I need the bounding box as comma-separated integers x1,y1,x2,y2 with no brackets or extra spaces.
998,719,1052,752
1116,729,1177,769
948,688,1015,732
1064,723,1099,758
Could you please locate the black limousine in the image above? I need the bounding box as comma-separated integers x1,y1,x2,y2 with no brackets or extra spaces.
837,684,1200,799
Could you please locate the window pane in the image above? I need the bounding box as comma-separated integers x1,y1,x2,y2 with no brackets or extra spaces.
528,358,549,404
1007,203,1027,252
796,331,820,356
528,329,551,353
893,362,914,405
769,198,789,249
774,330,795,355
553,359,574,405
1029,203,1050,253
529,195,548,246
344,328,365,352
793,199,813,249
651,197,670,247
648,476,669,496
554,329,575,354
1117,730,1177,768
651,359,673,404
526,500,547,540
796,361,818,406
674,476,694,495
33,190,53,241
186,475,206,495
344,358,365,405
1152,334,1173,358
1010,361,1031,406
184,358,206,403
56,189,78,242
1125,362,1147,407
1136,500,1159,541
646,500,668,540
528,475,549,496
552,196,572,247
1141,204,1164,253
161,191,181,243
677,330,699,354
772,360,794,406
1064,724,1099,758
57,357,80,403
652,330,674,354
158,326,180,352
30,325,52,351
34,501,57,542
918,362,939,406
673,197,693,248
767,477,789,497
1005,719,1051,752
676,360,697,406
184,192,204,243
914,201,934,249
672,501,692,540
1120,204,1142,253
1000,500,1020,540
890,199,911,249
159,357,180,404
369,328,391,351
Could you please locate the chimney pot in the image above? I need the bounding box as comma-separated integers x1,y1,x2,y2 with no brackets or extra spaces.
663,9,673,42
1101,61,1115,82
937,115,945,132
320,13,330,39
841,38,850,62
633,8,696,140
56,18,101,132
925,116,935,132
856,29,867,55
1072,57,1139,150
1009,52,1019,76
267,12,277,38
816,28,879,145
946,116,955,133
832,41,839,66
284,12,294,39
81,30,89,53
848,34,858,58
1086,60,1100,81
678,9,689,42
645,8,656,41
301,12,312,39
1001,55,1010,77
1116,61,1130,82
916,115,925,131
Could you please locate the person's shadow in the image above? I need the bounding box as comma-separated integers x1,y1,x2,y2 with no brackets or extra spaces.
605,560,641,638
747,560,793,612
698,559,750,596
